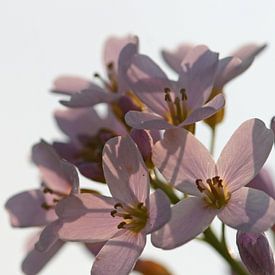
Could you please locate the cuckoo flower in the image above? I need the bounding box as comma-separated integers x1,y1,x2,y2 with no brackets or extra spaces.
162,42,266,127
151,119,275,249
5,140,79,274
53,107,127,182
54,35,141,113
36,136,171,275
123,44,225,130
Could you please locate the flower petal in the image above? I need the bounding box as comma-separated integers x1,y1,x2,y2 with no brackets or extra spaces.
161,44,193,73
60,84,118,108
181,93,225,126
103,136,149,204
145,189,171,234
247,168,275,199
32,140,79,194
125,111,174,130
217,119,274,193
92,230,146,275
178,45,219,109
5,189,57,227
52,76,91,95
152,128,215,196
218,187,275,232
214,56,242,89
22,239,64,275
230,43,267,75
152,197,217,249
55,194,119,243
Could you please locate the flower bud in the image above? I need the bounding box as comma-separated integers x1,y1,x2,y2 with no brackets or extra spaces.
236,231,275,275
130,129,154,168
133,259,171,275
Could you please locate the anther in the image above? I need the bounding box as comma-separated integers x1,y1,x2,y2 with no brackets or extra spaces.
111,210,117,217
114,203,123,209
123,214,133,219
137,202,144,209
164,88,172,102
107,62,114,70
180,88,188,101
43,187,54,194
117,221,126,229
196,179,205,192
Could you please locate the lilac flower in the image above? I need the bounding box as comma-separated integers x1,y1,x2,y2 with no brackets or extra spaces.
151,119,275,249
237,231,275,275
54,35,141,112
36,136,171,275
53,107,127,182
122,45,225,130
5,140,79,273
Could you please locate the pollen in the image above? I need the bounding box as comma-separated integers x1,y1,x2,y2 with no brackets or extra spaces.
195,176,231,209
110,202,148,233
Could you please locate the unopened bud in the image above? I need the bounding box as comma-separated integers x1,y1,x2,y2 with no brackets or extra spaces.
134,259,171,275
236,231,275,275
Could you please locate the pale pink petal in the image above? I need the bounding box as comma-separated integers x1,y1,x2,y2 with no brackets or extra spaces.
145,189,171,234
35,220,62,252
218,187,275,232
84,242,105,256
217,119,274,193
152,197,217,249
247,168,275,199
180,93,225,126
5,189,57,227
214,56,242,89
178,45,219,109
103,35,139,71
103,136,149,204
32,140,79,194
161,44,193,73
52,76,91,95
54,108,101,146
230,43,267,75
55,194,119,243
22,239,64,275
60,84,118,108
92,230,146,275
125,111,174,130
152,128,215,196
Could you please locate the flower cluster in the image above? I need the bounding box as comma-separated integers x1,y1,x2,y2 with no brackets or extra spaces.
5,35,275,275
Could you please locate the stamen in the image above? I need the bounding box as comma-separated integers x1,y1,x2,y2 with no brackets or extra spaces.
195,179,205,192
137,202,144,209
180,88,188,100
114,203,123,209
117,221,126,229
164,88,172,102
111,210,117,217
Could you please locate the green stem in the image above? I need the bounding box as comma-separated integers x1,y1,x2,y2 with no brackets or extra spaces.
221,222,227,249
203,227,248,275
149,169,180,204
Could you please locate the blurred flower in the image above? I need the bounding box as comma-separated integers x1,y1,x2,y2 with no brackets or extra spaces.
123,44,225,130
152,119,275,249
36,136,171,275
236,231,275,275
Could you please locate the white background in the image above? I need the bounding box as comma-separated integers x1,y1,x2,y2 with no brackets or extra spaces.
1,0,275,274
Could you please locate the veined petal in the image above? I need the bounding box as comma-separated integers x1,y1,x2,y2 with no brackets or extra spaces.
5,189,57,227
218,187,275,232
32,140,79,194
152,197,217,249
103,136,149,204
230,43,267,75
145,189,171,234
125,111,174,130
52,76,91,95
152,128,215,196
180,93,225,126
55,194,119,243
178,45,219,109
22,239,64,275
217,119,274,193
60,84,118,108
92,230,146,275
214,56,242,89
161,44,193,73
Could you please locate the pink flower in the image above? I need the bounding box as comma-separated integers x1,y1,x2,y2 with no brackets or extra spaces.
36,136,171,275
123,45,225,130
53,35,140,110
151,119,275,249
162,42,266,90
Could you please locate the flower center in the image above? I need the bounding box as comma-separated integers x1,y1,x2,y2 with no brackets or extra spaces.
195,176,231,209
164,87,188,125
110,202,148,233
